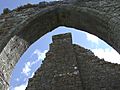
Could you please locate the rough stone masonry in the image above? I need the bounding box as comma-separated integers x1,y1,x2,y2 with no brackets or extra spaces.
26,33,120,90
0,0,120,89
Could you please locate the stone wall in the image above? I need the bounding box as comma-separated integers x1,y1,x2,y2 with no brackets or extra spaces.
26,33,83,90
0,0,120,53
26,33,120,90
0,0,120,89
74,45,120,90
0,36,29,90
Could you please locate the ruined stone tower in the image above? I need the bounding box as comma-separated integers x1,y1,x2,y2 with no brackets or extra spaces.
26,33,120,90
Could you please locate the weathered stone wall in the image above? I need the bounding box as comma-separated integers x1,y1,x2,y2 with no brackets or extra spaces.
0,36,29,89
0,0,120,89
26,33,120,90
74,45,120,90
0,0,120,53
26,33,83,90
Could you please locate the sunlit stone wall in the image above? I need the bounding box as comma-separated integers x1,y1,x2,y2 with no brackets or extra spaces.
0,36,29,90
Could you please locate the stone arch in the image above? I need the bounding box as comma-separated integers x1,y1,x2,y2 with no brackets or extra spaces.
14,5,120,54
1,4,120,89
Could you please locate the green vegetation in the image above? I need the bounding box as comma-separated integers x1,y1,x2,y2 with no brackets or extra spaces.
3,8,11,14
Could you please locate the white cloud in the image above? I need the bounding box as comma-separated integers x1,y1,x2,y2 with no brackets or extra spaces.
33,49,48,61
85,32,120,64
14,82,27,90
19,49,47,89
16,78,20,81
22,62,31,76
18,49,47,90
86,33,99,44
30,72,35,78
22,49,48,77
92,48,120,64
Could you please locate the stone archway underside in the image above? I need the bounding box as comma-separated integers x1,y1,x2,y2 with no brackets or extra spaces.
0,0,120,89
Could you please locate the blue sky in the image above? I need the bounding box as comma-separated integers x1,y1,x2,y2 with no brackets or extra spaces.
0,0,58,13
0,0,120,90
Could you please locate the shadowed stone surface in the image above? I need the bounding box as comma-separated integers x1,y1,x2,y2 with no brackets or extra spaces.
26,33,120,90
0,0,120,89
